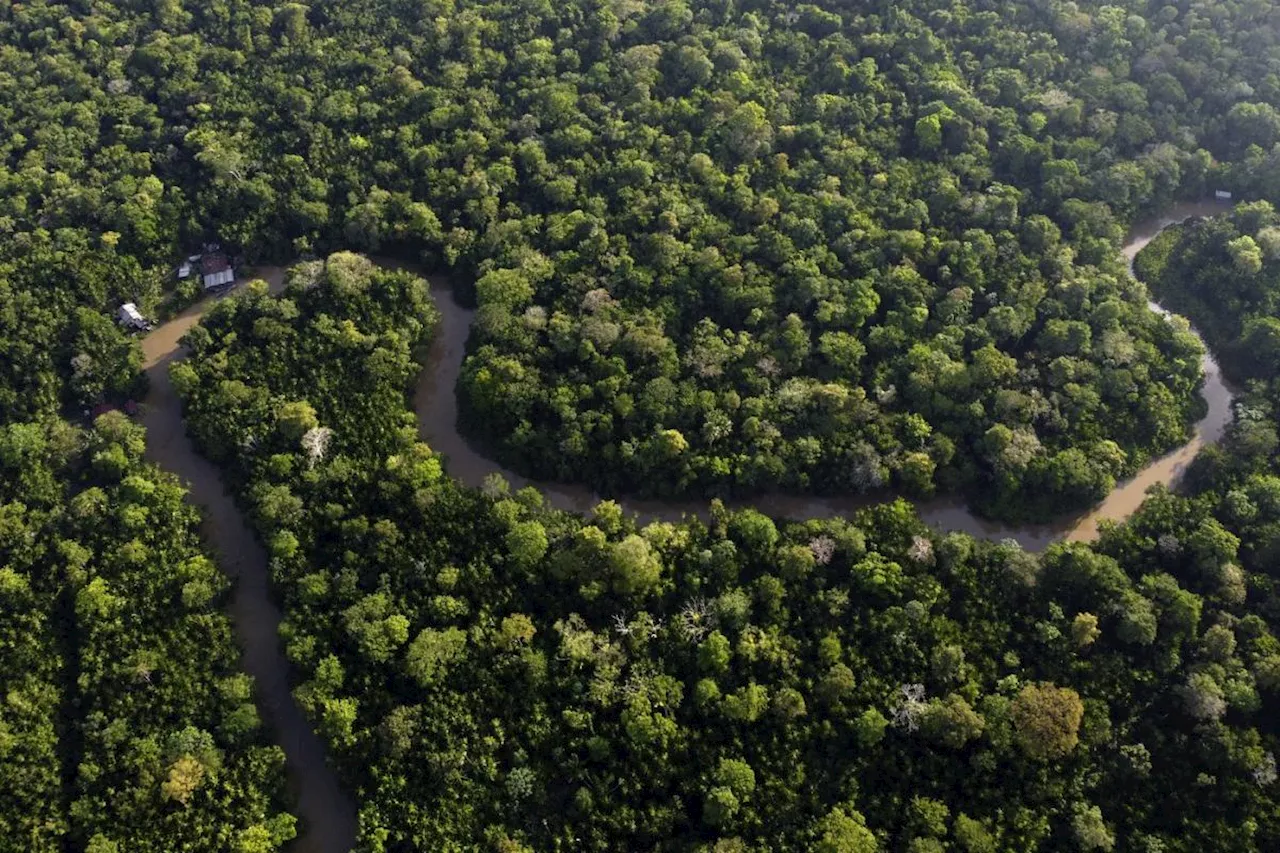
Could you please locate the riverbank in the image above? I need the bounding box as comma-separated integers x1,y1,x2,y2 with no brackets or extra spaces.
138,268,357,853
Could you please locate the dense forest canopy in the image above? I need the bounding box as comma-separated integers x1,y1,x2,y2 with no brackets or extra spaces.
4,0,1280,850
8,0,1280,516
0,411,296,852
173,255,1280,852
1135,200,1280,569
1138,199,1280,391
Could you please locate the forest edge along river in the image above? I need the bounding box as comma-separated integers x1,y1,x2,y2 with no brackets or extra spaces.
136,200,1235,850
414,198,1240,550
138,268,357,853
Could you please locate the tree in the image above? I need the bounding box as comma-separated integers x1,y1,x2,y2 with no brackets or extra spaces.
1179,672,1227,721
506,520,549,568
609,534,663,596
405,627,467,687
919,694,985,749
814,807,878,853
907,796,950,840
476,268,536,309
953,814,997,853
724,102,773,161
1010,683,1084,761
728,509,778,552
1228,236,1264,275
713,758,756,799
497,614,537,649
698,631,732,674
161,756,207,806
853,709,889,746
1071,804,1115,851
819,663,857,707
1114,591,1158,645
276,400,319,441
1256,226,1280,260
1071,613,1100,647
343,594,411,663
723,684,770,723
703,787,740,827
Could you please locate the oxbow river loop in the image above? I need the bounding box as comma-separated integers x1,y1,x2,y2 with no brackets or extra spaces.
137,200,1233,850
414,198,1238,550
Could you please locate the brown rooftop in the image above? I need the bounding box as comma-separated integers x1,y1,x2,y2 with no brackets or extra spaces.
201,253,231,274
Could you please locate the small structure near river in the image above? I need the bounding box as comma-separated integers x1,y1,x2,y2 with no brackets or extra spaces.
200,253,235,289
117,302,152,331
176,249,236,290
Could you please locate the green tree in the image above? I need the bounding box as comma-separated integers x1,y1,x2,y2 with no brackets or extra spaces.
814,807,878,853
405,627,467,687
1010,683,1084,761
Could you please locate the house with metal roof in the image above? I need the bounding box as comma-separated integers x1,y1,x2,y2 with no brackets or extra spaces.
201,253,235,290
117,302,151,331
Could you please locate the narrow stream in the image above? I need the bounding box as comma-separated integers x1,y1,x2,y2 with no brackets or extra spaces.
139,271,358,853
414,199,1237,549
132,200,1232,852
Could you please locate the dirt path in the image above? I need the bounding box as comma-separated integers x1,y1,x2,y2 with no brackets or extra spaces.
138,268,357,853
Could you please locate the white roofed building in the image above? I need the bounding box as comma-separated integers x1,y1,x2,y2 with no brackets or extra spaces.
117,302,150,331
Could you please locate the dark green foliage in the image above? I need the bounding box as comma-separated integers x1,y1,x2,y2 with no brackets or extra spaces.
1138,201,1280,388
6,0,1277,519
6,0,1280,848
0,233,153,420
177,258,1280,851
0,415,294,852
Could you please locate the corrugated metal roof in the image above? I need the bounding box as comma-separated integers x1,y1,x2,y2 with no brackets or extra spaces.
203,268,235,289
119,303,146,325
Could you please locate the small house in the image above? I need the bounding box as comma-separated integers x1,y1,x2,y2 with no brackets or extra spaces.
201,253,235,290
1215,190,1233,201
117,302,151,331
177,261,192,280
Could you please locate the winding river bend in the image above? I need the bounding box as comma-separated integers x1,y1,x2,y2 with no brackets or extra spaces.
137,200,1231,850
416,199,1238,549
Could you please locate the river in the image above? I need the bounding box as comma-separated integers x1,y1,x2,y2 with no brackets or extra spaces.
414,199,1237,549
135,200,1231,851
138,271,358,853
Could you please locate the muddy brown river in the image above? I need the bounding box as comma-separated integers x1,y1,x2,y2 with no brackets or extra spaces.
137,201,1232,851
416,199,1237,549
139,270,358,853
